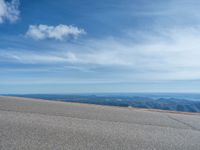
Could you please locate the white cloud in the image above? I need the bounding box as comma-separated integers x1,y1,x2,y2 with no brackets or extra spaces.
0,51,66,64
2,27,200,82
26,24,86,40
0,0,20,23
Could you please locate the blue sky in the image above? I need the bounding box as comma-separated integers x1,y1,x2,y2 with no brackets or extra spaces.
1,0,200,94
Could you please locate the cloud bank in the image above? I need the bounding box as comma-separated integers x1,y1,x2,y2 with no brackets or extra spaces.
0,0,20,23
26,24,86,40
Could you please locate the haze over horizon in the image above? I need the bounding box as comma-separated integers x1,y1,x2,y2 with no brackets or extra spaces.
1,0,200,94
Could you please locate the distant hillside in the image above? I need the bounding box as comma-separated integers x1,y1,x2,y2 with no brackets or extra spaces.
130,98,200,112
7,94,200,113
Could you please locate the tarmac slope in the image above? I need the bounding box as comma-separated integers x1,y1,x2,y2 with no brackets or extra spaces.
0,96,200,150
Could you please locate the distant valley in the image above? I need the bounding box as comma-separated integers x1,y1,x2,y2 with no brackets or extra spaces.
5,94,200,113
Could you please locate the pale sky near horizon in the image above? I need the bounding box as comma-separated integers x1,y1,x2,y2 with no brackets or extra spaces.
1,0,200,94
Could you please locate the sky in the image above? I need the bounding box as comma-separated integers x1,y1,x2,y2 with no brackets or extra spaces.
1,0,200,94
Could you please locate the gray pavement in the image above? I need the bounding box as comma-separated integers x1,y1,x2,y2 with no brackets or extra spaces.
0,96,200,150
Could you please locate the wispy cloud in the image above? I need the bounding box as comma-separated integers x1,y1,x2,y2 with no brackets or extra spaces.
26,24,86,40
0,0,20,23
2,26,200,82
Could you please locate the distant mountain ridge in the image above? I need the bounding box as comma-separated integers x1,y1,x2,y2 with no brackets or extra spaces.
5,94,200,113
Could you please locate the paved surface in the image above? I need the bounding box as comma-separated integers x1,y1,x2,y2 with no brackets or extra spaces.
0,96,200,150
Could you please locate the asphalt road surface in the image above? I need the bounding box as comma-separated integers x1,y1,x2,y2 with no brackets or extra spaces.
0,96,200,150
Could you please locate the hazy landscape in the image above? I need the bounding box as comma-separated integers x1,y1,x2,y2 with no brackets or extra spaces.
1,0,200,149
1,96,200,150
6,93,200,113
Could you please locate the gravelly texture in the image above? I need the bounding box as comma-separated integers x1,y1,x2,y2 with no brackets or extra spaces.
0,96,200,150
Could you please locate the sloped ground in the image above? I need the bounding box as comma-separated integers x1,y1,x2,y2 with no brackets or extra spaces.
0,96,200,150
